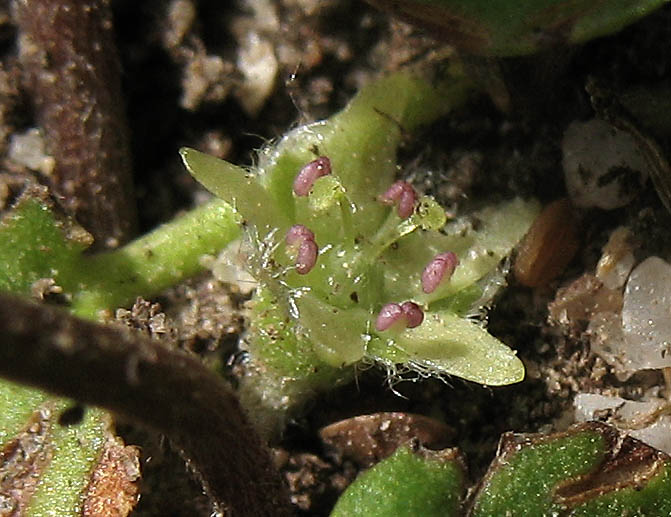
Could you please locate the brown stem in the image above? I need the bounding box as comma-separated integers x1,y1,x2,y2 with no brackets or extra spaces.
0,293,293,516
14,0,137,249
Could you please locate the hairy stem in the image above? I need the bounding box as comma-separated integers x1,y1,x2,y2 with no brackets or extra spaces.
69,199,241,319
14,0,137,249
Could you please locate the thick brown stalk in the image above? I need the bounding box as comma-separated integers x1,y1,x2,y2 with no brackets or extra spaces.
14,0,137,249
0,293,293,516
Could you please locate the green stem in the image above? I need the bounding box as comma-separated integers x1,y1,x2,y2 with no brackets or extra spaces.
68,199,240,319
366,211,419,259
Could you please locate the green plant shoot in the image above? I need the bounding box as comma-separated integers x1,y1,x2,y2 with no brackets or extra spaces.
181,66,539,423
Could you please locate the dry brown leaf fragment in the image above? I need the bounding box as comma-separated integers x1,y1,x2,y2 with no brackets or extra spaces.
0,405,53,514
320,412,454,467
81,437,141,517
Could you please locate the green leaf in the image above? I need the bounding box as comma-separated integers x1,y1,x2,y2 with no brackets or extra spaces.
472,427,605,516
0,196,90,294
365,0,668,56
0,380,138,516
294,292,371,366
179,148,289,236
0,191,241,320
369,310,524,385
331,444,465,517
471,422,671,516
0,379,50,445
26,405,109,515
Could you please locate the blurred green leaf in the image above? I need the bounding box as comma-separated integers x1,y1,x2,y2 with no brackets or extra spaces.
364,0,669,56
471,422,671,516
331,443,465,517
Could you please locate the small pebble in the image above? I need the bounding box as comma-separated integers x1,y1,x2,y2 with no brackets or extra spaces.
562,118,650,210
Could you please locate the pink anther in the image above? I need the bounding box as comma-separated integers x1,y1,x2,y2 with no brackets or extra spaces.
286,224,318,274
398,187,416,219
400,301,424,328
379,181,407,204
375,303,404,331
379,180,416,219
286,224,315,246
421,252,459,294
293,156,332,196
375,301,425,331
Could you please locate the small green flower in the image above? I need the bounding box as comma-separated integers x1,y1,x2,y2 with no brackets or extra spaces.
181,67,539,421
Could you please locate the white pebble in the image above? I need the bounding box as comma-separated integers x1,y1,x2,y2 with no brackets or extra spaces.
588,311,634,380
562,119,650,210
8,128,55,175
574,393,671,454
622,256,671,370
595,226,635,290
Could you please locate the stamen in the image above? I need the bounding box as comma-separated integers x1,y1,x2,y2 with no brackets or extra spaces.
293,156,332,196
421,252,459,294
398,186,416,219
375,303,404,331
286,224,318,274
375,301,425,331
379,181,406,204
401,301,424,328
296,240,318,274
379,180,417,219
286,224,314,245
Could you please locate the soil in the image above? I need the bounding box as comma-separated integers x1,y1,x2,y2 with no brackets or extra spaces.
3,0,671,515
